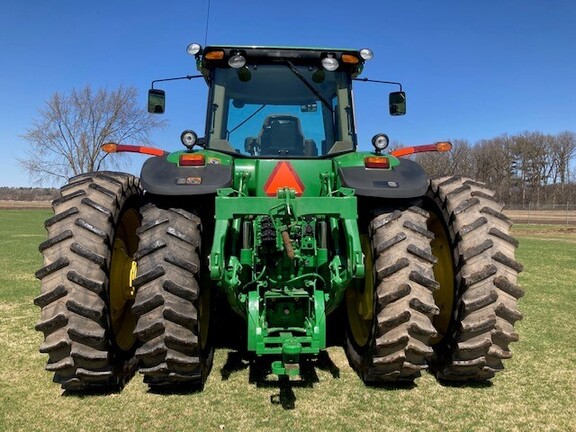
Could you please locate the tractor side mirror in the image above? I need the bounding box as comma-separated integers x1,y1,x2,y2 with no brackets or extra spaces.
389,91,406,116
148,89,166,114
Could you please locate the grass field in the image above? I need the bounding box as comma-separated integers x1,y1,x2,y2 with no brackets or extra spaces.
1,209,575,432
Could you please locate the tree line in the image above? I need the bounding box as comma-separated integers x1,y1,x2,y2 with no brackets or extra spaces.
413,131,576,208
0,187,58,201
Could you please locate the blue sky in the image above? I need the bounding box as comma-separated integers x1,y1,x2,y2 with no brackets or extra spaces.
2,0,575,187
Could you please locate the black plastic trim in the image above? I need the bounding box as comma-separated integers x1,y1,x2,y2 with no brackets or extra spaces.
140,156,232,196
339,159,428,198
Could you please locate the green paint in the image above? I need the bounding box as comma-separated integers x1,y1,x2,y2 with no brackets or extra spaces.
171,45,403,377
210,161,363,374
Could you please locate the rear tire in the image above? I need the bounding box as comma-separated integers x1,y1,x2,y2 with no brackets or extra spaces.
132,203,213,390
34,172,142,391
345,206,440,383
426,176,524,381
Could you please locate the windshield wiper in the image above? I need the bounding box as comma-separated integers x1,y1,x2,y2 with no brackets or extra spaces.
284,60,333,113
227,104,267,138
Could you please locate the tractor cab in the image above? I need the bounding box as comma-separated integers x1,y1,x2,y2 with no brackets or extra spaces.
149,44,405,158
199,45,361,157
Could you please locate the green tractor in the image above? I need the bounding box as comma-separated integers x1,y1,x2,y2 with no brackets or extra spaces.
35,44,523,391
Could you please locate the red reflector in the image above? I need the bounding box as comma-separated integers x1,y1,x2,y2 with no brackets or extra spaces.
179,153,205,166
364,156,390,169
263,161,305,196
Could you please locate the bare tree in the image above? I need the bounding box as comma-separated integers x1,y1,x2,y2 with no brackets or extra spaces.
472,134,520,204
20,85,166,184
413,139,475,177
550,131,576,184
510,131,554,206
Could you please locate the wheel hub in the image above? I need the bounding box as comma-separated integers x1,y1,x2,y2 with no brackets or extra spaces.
346,235,374,348
109,209,140,351
428,212,455,344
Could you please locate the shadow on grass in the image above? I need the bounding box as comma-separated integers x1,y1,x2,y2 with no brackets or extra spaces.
220,350,340,410
364,380,417,391
62,387,123,397
61,376,206,397
63,381,203,397
146,384,205,395
220,350,251,380
436,378,493,389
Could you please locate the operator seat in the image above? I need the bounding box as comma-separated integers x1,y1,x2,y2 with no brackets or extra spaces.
258,115,305,156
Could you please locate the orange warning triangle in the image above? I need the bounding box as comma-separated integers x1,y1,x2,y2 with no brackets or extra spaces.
263,161,305,197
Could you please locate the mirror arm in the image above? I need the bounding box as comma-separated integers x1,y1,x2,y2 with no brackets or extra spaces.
151,74,203,89
353,78,403,91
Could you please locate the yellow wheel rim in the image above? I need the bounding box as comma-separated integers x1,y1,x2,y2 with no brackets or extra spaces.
346,235,374,348
428,212,455,344
109,208,140,351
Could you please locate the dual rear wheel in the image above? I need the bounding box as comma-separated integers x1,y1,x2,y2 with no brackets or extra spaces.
35,173,212,391
34,172,143,390
345,176,523,383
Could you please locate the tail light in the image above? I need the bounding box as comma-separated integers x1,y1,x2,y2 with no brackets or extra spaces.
364,156,390,169
179,153,205,167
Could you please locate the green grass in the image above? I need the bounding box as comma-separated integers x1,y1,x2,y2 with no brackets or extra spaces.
1,212,575,432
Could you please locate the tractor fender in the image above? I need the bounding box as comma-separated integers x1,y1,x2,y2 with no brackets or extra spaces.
140,155,233,195
338,158,428,198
